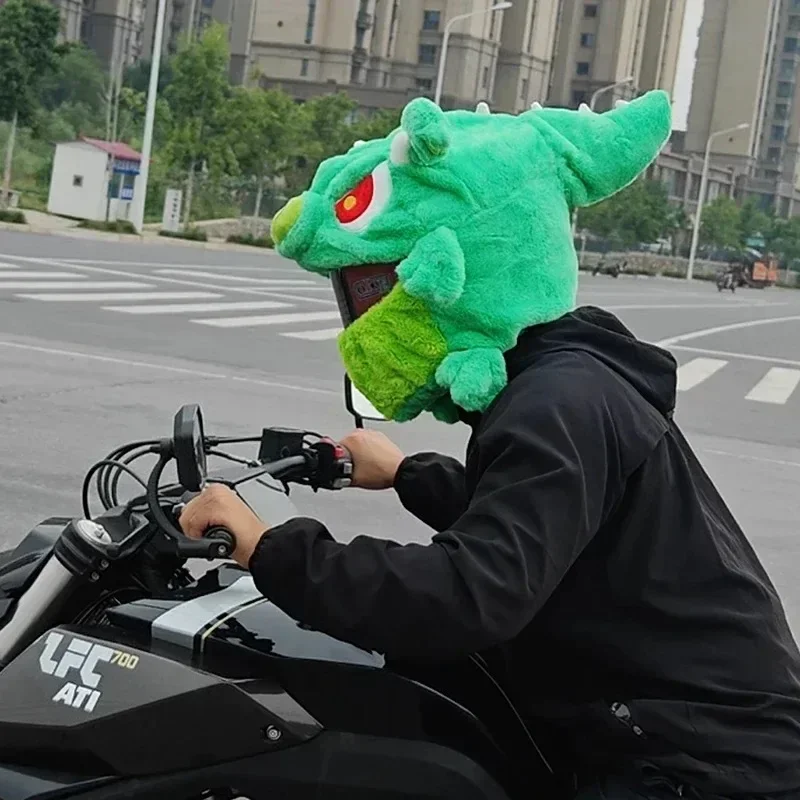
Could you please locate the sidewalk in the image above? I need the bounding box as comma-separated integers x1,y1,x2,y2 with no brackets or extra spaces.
0,210,274,253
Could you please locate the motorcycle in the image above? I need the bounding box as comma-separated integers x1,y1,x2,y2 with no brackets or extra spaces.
716,269,737,293
591,258,626,278
0,389,561,800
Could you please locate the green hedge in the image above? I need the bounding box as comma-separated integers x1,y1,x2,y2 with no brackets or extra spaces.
0,208,26,224
159,227,208,242
78,219,137,234
226,231,274,248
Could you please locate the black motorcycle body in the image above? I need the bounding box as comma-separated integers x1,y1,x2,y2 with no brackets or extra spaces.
0,413,559,800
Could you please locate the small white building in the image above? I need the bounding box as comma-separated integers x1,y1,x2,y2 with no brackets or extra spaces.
47,137,142,222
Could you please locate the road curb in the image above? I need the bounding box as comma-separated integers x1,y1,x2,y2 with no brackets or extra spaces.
0,221,275,254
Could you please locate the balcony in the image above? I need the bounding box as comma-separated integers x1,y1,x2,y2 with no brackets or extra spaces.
356,11,373,29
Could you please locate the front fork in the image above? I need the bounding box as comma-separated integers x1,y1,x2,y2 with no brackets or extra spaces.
0,515,147,669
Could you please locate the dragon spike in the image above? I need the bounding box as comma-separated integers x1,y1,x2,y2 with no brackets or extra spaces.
579,103,592,114
529,89,672,208
615,99,630,109
531,101,543,111
475,101,491,115
353,139,367,147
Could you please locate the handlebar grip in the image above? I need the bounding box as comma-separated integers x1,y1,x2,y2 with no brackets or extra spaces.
204,526,236,559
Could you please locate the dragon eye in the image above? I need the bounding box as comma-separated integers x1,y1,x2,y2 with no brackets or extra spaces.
334,161,392,233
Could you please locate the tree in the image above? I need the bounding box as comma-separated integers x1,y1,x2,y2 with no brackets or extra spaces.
770,217,800,267
576,179,672,248
739,199,772,249
226,87,303,219
163,23,235,225
0,0,60,205
699,196,742,251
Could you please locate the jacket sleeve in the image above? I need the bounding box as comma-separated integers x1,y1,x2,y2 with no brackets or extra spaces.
249,365,621,662
393,452,468,532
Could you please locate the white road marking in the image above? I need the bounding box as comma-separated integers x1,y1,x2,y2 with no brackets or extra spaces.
17,291,222,303
701,448,800,469
745,368,800,405
657,315,800,348
0,339,339,396
0,271,83,279
676,358,728,391
605,302,780,311
105,300,292,315
281,328,342,341
156,269,318,286
0,281,152,290
669,345,800,369
194,311,341,328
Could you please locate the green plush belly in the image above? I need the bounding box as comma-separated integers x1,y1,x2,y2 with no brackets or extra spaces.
337,284,451,422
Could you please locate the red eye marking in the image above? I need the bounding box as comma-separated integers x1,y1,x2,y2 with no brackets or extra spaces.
335,173,374,224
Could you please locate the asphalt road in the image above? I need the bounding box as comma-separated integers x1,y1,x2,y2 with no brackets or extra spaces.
2,228,800,630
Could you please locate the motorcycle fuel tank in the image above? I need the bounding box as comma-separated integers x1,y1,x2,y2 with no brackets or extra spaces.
0,624,321,777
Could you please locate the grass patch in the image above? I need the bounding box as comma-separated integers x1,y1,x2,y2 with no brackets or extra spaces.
78,219,137,234
226,231,273,248
0,208,26,224
159,227,208,242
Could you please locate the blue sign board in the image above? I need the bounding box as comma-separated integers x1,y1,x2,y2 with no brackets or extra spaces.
120,186,134,201
113,158,141,176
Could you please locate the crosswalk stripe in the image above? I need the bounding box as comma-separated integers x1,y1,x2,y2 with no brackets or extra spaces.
677,358,728,391
16,291,221,303
105,300,292,315
745,367,800,405
193,311,341,329
281,328,342,341
0,271,83,279
0,281,152,290
156,269,318,286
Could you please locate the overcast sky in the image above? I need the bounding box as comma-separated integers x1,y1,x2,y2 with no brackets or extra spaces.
672,0,704,130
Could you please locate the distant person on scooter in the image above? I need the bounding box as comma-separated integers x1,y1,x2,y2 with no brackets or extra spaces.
180,93,800,799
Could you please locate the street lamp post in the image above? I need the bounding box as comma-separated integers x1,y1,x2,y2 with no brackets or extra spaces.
129,0,167,234
686,122,750,281
571,76,635,239
434,2,512,107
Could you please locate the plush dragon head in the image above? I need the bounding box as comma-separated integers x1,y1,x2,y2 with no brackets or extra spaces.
272,91,672,423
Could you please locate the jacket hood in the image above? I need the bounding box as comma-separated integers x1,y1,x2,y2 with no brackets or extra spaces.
503,305,677,419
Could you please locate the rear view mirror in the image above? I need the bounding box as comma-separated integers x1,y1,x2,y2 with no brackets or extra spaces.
344,376,387,427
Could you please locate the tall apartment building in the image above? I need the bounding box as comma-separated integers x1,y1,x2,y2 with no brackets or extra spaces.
548,0,686,110
685,0,800,217
80,0,145,72
245,0,560,114
141,0,256,82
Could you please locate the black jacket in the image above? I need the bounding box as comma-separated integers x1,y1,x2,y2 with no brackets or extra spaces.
251,306,800,797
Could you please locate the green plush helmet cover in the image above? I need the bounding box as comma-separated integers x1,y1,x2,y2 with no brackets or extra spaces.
272,91,672,422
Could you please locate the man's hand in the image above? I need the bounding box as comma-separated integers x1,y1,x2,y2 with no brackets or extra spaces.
178,483,267,568
339,429,405,490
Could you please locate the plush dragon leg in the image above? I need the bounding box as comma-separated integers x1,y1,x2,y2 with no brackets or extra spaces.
396,226,465,307
436,347,507,413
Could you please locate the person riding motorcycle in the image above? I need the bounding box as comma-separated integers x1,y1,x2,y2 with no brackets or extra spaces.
180,93,800,799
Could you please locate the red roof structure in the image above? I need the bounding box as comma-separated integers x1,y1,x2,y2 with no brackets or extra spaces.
79,137,142,162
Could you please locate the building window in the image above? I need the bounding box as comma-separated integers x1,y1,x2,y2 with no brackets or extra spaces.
572,90,588,106
576,61,590,76
584,3,598,18
521,77,529,99
415,77,433,90
790,15,800,32
387,0,399,56
304,0,317,44
784,36,799,54
580,32,595,47
767,147,782,163
422,9,440,30
775,102,789,120
72,175,83,187
780,58,796,80
772,124,787,141
383,72,390,87
201,0,213,6
300,58,309,76
482,65,490,88
778,81,793,98
489,9,498,38
794,0,800,10
418,43,437,64
526,0,538,52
